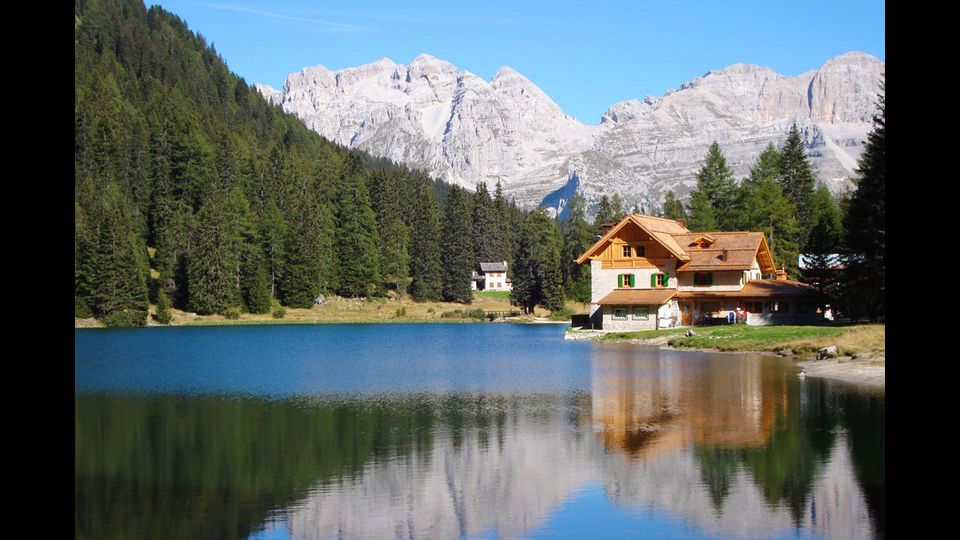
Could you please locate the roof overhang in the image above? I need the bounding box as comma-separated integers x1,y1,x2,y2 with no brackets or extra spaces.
598,289,677,305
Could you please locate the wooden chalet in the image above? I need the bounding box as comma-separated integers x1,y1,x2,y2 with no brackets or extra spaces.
575,214,827,330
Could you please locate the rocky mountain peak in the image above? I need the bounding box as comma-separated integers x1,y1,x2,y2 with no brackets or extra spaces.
259,52,883,212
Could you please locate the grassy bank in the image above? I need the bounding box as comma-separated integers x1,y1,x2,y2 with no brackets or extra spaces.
593,324,885,356
76,291,559,328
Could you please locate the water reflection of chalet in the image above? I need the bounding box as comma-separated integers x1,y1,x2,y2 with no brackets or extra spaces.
590,352,788,458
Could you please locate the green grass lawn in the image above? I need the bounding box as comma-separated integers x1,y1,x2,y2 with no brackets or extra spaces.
594,324,884,355
474,290,512,302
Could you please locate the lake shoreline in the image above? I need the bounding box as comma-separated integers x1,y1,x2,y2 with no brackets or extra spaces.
565,325,885,388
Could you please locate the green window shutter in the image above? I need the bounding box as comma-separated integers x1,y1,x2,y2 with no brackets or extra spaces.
629,274,635,287
650,274,656,287
618,274,623,288
664,274,669,287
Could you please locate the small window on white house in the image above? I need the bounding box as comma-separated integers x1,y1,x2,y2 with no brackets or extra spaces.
622,245,632,258
613,308,627,320
632,307,649,320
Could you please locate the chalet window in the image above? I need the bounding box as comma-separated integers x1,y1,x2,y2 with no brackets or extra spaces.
651,273,669,287
622,245,632,258
618,274,635,288
745,301,762,313
632,307,649,320
693,273,713,286
636,245,646,257
613,308,627,320
767,301,790,313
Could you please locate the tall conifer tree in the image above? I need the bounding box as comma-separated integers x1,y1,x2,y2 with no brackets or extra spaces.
409,176,443,301
779,124,818,245
842,88,885,320
335,154,380,297
561,193,594,304
511,209,565,313
441,186,475,303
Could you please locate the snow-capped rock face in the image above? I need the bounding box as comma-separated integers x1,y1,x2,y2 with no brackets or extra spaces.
259,52,883,212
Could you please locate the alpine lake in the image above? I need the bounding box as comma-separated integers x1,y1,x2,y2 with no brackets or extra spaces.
75,323,884,539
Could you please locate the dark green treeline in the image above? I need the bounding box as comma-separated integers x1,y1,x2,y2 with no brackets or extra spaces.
74,0,533,325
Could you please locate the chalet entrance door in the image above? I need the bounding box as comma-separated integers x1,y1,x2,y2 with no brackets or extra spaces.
681,302,693,326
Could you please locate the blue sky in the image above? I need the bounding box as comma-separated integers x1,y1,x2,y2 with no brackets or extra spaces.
149,1,885,125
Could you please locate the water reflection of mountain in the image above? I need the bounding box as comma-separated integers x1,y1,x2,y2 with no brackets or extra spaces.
75,355,882,539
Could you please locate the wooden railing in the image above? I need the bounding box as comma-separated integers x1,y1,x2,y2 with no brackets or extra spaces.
484,310,521,320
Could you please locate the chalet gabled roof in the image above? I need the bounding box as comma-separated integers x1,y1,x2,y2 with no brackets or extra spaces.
478,262,507,272
574,214,779,273
575,215,692,264
673,232,776,272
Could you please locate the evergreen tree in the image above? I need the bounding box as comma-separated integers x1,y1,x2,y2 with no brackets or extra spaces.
153,289,172,324
610,193,626,222
408,176,443,301
779,124,818,245
842,87,885,321
441,186,475,303
803,185,843,295
187,200,236,314
379,217,410,294
593,195,615,231
259,200,286,300
280,197,324,308
560,193,594,304
335,154,380,297
492,180,513,265
686,191,717,232
472,182,497,263
662,190,687,222
693,141,737,229
738,178,800,277
244,263,272,313
90,188,150,325
511,209,565,313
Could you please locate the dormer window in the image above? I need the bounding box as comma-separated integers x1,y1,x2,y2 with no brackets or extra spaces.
622,245,632,258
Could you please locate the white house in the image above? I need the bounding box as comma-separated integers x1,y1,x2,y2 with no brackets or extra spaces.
471,261,512,292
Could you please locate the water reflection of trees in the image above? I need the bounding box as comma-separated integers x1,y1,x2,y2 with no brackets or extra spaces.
76,368,882,539
75,393,536,539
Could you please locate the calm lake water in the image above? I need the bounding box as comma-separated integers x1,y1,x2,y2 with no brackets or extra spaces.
75,324,884,539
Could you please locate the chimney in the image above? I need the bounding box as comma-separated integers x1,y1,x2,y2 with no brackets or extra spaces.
722,249,729,261
775,263,788,281
600,223,615,235
677,218,686,228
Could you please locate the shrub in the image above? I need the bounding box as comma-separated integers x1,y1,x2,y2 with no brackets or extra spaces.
395,307,407,318
427,307,435,314
153,291,172,324
440,309,463,319
548,307,574,321
102,310,147,328
272,307,286,319
75,297,93,319
466,308,486,320
223,307,241,320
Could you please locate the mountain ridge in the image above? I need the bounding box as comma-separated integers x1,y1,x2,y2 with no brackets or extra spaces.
257,51,883,213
